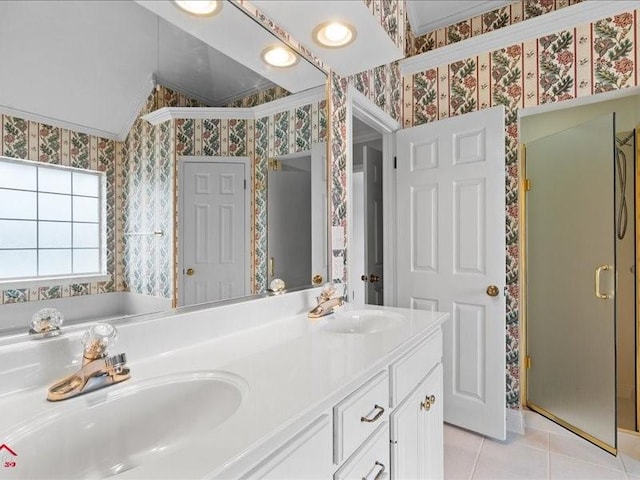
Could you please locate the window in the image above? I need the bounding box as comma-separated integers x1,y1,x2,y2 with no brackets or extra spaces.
0,156,105,282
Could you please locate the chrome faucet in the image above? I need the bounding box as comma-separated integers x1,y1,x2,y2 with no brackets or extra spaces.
308,283,345,319
47,323,130,402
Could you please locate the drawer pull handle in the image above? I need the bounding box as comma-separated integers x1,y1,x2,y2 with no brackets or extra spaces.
420,394,436,411
362,461,386,480
361,404,384,423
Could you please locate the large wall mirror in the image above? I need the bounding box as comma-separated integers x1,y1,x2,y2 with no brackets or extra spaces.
0,0,328,331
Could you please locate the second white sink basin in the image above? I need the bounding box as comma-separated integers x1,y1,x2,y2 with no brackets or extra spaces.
321,309,405,334
8,371,247,479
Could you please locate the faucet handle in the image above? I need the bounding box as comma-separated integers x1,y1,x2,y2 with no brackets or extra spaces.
82,323,118,360
320,282,337,299
106,353,129,375
30,308,64,336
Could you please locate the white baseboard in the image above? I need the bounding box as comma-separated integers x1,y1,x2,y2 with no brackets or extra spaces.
506,408,525,435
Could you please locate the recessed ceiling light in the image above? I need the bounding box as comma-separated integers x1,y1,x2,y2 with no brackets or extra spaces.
261,46,299,68
313,21,356,48
174,0,221,16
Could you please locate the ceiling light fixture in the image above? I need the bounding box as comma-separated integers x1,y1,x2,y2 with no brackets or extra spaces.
313,21,356,48
174,0,221,16
261,46,298,68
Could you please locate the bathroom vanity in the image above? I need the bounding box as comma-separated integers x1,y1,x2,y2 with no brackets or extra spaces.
0,289,447,479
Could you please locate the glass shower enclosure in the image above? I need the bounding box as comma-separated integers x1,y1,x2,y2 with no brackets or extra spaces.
525,113,618,453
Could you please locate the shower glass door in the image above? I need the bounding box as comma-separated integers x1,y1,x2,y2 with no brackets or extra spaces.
526,113,617,453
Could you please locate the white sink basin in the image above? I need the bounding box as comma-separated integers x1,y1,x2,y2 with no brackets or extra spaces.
321,309,405,334
8,371,247,479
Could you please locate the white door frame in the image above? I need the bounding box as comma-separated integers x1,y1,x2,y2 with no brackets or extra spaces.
177,155,252,307
346,86,401,306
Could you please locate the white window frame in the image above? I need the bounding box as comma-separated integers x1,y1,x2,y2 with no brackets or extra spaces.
0,156,110,289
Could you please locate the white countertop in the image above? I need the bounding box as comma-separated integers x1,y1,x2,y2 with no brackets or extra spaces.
0,295,447,479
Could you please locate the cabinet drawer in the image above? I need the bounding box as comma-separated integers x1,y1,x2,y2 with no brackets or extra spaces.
334,422,390,480
334,370,389,464
389,329,442,407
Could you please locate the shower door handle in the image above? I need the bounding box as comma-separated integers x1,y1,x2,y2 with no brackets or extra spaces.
594,265,613,300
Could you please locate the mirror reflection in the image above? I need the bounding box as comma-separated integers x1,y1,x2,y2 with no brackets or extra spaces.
267,143,328,291
0,0,327,334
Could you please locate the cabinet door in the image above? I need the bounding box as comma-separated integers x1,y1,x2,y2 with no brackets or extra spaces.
241,415,333,479
390,364,443,480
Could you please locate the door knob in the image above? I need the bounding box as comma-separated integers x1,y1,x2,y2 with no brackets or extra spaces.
186,268,195,276
361,275,368,282
312,274,323,285
486,285,499,297
369,274,381,283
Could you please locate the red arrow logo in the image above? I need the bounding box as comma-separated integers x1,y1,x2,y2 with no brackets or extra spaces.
0,444,17,456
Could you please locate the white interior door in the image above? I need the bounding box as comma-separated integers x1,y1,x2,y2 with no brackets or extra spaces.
311,142,328,285
181,159,249,306
364,145,384,305
396,106,506,440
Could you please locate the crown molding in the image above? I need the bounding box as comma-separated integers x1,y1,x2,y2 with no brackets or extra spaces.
252,86,325,118
142,107,255,125
0,105,121,141
400,1,639,76
142,85,326,125
407,1,512,37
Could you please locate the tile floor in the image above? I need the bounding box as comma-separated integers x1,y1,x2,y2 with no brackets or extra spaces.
445,412,640,480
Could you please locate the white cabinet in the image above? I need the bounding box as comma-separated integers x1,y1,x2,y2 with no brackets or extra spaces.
241,415,333,479
390,364,443,480
233,326,444,480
